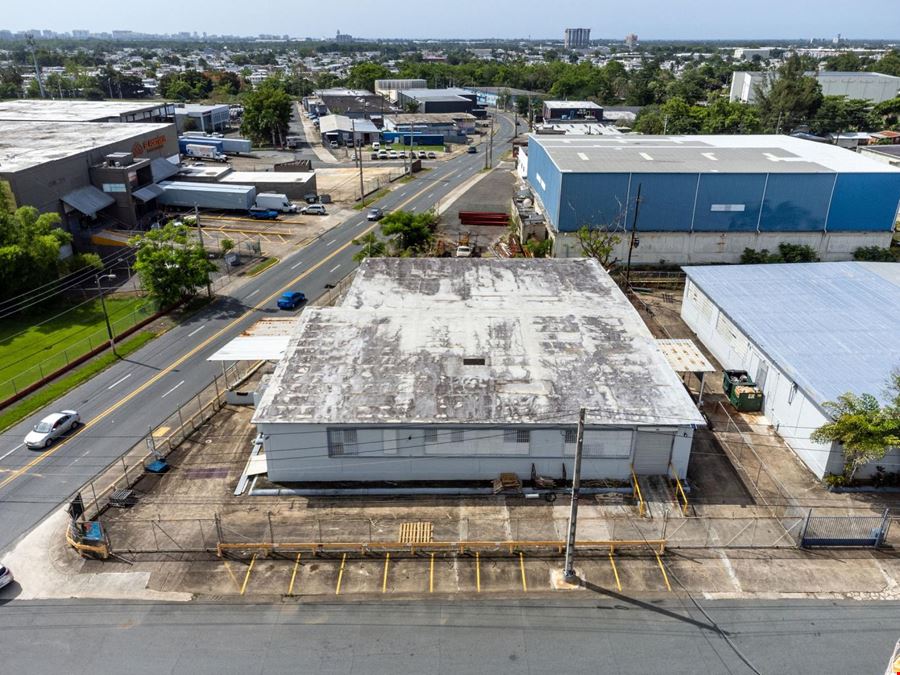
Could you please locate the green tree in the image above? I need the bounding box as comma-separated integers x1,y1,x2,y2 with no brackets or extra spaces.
739,243,819,264
0,202,72,304
574,225,622,270
754,55,824,132
158,70,213,101
380,210,436,254
809,96,874,136
867,49,900,77
345,62,391,92
811,373,900,481
701,97,762,134
0,66,23,99
129,223,216,307
240,77,292,146
351,232,387,263
871,96,900,129
853,246,895,262
634,97,704,134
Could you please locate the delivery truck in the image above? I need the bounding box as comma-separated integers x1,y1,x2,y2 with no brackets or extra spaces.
254,193,298,213
180,142,227,163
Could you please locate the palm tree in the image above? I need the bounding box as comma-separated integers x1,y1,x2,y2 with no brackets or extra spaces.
352,232,386,263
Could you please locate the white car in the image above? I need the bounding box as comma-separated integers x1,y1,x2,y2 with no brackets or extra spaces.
0,563,11,590
24,410,80,449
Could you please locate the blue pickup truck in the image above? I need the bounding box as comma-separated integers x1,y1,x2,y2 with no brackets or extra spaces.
248,208,280,220
277,291,307,310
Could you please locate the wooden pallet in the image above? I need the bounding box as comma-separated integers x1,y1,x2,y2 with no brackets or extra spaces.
492,472,522,493
398,521,433,544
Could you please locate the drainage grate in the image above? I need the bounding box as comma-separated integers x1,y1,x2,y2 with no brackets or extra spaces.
398,521,433,543
182,467,230,480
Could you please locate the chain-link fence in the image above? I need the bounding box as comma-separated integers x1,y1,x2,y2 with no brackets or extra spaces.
74,360,261,523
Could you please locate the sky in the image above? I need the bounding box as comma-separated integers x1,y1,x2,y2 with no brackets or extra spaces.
4,0,900,41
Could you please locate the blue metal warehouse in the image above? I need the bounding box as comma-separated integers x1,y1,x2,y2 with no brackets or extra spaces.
524,135,900,263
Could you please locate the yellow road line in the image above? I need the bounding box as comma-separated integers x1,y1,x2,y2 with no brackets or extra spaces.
654,552,672,592
335,553,347,595
151,426,170,438
608,553,622,592
475,551,481,593
519,552,528,592
288,552,301,596
239,554,256,595
223,560,240,591
429,552,434,593
382,553,390,593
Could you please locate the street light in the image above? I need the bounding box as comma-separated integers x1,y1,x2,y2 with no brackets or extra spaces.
96,272,117,357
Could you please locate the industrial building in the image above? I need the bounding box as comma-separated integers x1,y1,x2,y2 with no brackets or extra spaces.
383,113,476,142
307,89,393,120
523,134,900,263
681,262,900,479
564,28,591,50
173,103,231,132
542,100,603,123
374,78,427,103
0,120,179,234
397,88,485,116
730,70,900,104
317,114,380,145
252,258,703,484
0,99,176,124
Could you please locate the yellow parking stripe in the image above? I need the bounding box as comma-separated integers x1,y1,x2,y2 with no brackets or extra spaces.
608,553,622,592
288,552,301,596
429,553,435,593
519,552,528,592
655,552,672,592
152,426,170,438
382,553,390,593
335,553,347,595
475,552,481,593
223,560,240,592
239,554,256,595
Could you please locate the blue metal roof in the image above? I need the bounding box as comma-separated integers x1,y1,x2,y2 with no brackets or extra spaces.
683,262,900,407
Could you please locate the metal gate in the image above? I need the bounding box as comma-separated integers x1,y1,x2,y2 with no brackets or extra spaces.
800,509,891,548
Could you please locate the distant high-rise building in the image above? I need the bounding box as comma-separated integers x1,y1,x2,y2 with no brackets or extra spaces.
564,28,591,50
335,30,353,43
72,30,90,39
625,33,638,49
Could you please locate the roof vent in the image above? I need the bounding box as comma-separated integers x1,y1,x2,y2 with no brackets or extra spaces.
463,357,486,366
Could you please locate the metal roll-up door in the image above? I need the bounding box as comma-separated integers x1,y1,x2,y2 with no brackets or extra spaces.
631,429,674,475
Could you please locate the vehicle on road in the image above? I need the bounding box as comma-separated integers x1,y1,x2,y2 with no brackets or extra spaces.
367,208,384,221
25,410,80,449
0,563,12,590
301,204,327,215
427,151,437,159
467,146,478,154
248,208,280,220
277,291,307,310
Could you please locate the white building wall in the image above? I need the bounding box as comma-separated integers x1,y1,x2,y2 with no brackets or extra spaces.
681,280,844,478
260,422,692,483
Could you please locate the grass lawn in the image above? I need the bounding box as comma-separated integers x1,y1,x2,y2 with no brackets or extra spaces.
0,296,154,400
0,330,157,433
354,188,391,210
246,257,279,277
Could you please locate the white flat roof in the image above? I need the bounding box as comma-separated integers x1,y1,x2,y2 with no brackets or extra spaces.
207,336,291,362
254,258,704,427
0,121,173,173
220,171,315,184
656,339,715,373
0,99,173,122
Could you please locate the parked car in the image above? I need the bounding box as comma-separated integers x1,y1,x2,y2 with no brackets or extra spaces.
371,152,378,160
367,207,384,221
389,150,398,159
427,151,437,159
248,208,280,220
418,151,427,159
372,141,380,151
377,151,388,160
467,146,478,154
277,291,307,310
455,245,473,258
0,563,12,590
398,150,407,158
301,204,327,215
330,140,340,149
25,410,81,449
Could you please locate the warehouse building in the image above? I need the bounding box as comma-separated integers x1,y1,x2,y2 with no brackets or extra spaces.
524,134,900,263
397,88,485,116
173,103,231,132
252,258,703,484
681,262,900,479
730,71,900,104
541,100,603,123
0,120,179,234
383,112,476,142
317,114,380,145
0,99,176,124
374,78,427,103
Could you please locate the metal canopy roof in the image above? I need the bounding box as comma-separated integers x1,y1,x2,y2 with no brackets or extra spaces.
132,184,165,203
207,336,291,362
150,157,180,182
656,339,715,373
61,185,115,216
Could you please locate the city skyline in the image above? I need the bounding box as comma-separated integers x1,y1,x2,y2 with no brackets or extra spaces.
2,0,900,41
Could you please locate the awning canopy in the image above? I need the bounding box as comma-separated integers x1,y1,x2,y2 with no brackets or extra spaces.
61,185,115,217
150,157,180,182
656,339,715,373
132,184,165,203
207,336,291,362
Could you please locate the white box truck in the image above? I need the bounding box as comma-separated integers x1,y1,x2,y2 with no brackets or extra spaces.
254,193,298,213
184,143,227,162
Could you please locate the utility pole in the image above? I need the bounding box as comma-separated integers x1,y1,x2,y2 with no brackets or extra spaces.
95,273,118,357
624,183,642,289
489,114,495,167
352,116,364,203
563,407,586,583
26,34,46,99
195,205,212,298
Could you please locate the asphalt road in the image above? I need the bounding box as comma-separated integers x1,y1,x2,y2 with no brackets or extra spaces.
0,113,518,554
0,597,896,674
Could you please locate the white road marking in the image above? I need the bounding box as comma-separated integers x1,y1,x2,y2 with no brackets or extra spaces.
329,264,341,273
187,325,205,337
398,191,408,197
107,374,132,390
426,192,434,199
161,380,185,399
247,289,260,298
290,260,305,269
0,444,23,462
326,239,337,245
